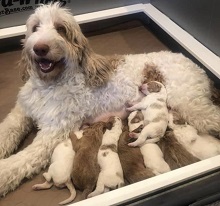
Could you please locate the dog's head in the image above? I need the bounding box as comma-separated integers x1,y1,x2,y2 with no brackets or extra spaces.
20,3,112,85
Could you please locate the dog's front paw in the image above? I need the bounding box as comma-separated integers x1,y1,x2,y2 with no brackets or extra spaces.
0,160,16,196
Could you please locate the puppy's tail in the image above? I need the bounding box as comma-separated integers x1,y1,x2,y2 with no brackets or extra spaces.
128,169,155,184
81,188,94,200
59,180,76,205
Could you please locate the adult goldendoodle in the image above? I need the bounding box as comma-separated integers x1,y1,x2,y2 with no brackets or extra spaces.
0,3,220,196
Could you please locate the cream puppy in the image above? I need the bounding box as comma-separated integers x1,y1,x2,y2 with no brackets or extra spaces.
88,117,124,198
127,81,168,147
32,139,76,205
128,111,171,175
169,112,220,160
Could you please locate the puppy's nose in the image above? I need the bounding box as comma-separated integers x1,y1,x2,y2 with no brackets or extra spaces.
33,43,49,56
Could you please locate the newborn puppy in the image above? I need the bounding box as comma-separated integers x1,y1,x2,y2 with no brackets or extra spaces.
169,111,220,160
70,122,107,199
128,111,170,175
158,130,199,170
118,122,155,184
88,117,124,198
32,139,76,205
127,81,168,147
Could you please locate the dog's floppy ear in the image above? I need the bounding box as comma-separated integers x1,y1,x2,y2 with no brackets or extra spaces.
72,28,113,87
18,48,31,82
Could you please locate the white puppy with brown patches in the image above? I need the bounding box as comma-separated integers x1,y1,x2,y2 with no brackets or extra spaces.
88,116,124,198
127,81,168,147
128,111,171,175
32,139,76,205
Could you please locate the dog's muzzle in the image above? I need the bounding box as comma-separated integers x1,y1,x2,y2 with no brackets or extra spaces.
35,58,64,73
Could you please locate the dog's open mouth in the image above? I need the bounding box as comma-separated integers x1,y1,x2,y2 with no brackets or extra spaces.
35,58,64,73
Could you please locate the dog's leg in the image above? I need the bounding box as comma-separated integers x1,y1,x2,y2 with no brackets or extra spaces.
87,174,105,198
126,102,147,111
43,172,52,182
0,130,66,196
32,181,53,190
104,187,110,193
144,138,160,144
128,129,148,147
0,103,33,159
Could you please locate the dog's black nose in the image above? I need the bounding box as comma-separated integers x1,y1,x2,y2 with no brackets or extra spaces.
33,43,49,56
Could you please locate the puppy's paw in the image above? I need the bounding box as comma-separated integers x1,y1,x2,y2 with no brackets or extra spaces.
129,132,138,138
32,184,41,190
125,101,134,108
128,142,138,147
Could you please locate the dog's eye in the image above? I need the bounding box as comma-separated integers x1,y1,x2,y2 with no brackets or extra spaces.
32,25,39,32
56,25,66,35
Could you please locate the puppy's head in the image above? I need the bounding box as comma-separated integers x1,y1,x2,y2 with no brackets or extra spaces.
140,81,163,95
105,116,122,130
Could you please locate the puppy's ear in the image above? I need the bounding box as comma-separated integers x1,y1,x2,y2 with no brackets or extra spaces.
105,121,114,130
104,117,115,130
18,48,31,82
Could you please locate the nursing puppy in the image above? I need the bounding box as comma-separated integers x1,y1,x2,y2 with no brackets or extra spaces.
158,130,199,170
70,122,106,199
32,139,76,205
169,111,220,160
128,111,170,175
127,81,168,147
118,122,155,184
88,117,124,198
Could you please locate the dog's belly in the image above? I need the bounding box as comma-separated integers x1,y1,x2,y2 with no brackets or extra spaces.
18,51,211,131
85,108,129,124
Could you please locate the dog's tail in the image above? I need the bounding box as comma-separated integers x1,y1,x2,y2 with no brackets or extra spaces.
59,180,76,205
81,187,94,200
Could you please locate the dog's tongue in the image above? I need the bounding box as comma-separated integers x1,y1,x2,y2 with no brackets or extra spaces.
39,59,53,71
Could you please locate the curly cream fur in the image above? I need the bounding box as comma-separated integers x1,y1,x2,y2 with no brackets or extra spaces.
1,3,220,196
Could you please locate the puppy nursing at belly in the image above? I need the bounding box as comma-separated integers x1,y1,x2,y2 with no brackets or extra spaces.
118,122,155,183
169,111,220,160
88,116,124,198
128,110,170,175
70,122,106,199
127,81,169,147
32,139,76,205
